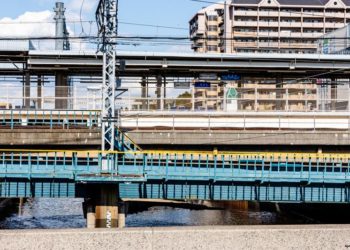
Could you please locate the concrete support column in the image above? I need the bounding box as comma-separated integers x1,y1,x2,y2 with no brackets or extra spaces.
141,76,147,111
95,185,119,228
55,73,69,110
276,77,282,111
86,203,96,229
331,78,337,111
18,197,24,215
84,185,125,229
117,202,126,228
24,72,31,109
163,76,166,110
156,75,163,110
191,86,195,111
37,75,42,109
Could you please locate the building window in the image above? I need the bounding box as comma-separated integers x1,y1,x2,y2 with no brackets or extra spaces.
207,45,218,51
208,15,218,21
208,25,218,31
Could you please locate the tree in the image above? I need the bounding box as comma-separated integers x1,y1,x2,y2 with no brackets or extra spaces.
175,91,192,108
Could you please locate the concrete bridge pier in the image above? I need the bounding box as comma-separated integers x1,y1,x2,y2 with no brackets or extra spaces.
141,76,148,110
156,75,162,110
24,72,31,109
83,185,126,229
37,75,43,109
55,72,69,110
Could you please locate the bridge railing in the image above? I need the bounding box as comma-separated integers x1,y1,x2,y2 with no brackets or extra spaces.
0,110,100,129
0,150,350,183
120,112,350,131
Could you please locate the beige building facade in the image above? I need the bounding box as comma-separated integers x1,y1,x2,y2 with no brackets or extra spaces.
190,0,350,54
190,0,349,111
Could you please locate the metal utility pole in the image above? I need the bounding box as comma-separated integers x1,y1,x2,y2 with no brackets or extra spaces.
54,2,70,50
96,0,119,151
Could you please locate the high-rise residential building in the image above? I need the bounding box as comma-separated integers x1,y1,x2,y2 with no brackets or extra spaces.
190,0,350,54
189,0,350,112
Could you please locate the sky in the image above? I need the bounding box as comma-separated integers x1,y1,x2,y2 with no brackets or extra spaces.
0,0,208,52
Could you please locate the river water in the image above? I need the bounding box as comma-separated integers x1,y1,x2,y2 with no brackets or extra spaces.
0,198,305,229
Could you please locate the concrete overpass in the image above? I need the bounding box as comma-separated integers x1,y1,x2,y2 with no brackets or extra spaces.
1,50,350,77
25,51,350,78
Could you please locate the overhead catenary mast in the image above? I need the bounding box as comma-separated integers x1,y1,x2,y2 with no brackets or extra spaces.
96,0,119,151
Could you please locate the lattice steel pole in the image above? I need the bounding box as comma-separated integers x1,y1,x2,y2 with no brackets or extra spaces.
96,0,118,151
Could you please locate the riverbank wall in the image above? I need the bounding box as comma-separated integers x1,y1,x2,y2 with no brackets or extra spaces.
0,225,348,250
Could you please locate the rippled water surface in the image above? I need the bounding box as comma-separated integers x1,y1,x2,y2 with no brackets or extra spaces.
0,198,289,229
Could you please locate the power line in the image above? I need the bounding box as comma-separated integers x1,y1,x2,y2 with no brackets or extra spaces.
0,19,187,31
118,21,187,30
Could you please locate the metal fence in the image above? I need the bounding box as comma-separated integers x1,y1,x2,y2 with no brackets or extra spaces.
0,110,100,129
1,84,350,112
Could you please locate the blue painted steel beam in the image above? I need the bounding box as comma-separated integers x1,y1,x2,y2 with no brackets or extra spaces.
0,151,349,203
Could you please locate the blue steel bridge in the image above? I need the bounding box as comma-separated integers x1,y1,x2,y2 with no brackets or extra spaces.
1,148,350,203
0,110,349,203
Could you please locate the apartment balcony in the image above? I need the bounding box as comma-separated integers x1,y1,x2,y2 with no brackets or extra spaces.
279,32,323,38
259,42,280,48
241,94,256,99
257,94,277,99
279,11,304,18
286,84,317,89
279,31,297,37
301,32,324,38
279,42,317,49
286,94,317,100
242,83,258,88
259,31,279,37
259,11,280,17
258,85,277,89
279,22,305,28
324,22,347,29
191,44,205,51
302,22,324,28
233,31,258,37
207,32,219,37
259,21,279,27
234,10,259,16
233,41,258,47
191,38,205,46
233,21,258,27
190,30,204,37
324,12,345,18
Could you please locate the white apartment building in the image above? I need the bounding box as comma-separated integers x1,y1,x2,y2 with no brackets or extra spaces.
190,0,350,54
189,0,350,111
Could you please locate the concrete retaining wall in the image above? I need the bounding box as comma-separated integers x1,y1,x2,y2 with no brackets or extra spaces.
0,129,101,145
128,130,350,145
0,225,349,250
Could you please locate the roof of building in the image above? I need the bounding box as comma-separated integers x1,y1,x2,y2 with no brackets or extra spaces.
231,0,350,6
